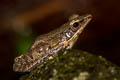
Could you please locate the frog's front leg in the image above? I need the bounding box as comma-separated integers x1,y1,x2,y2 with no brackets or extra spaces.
64,36,78,54
63,43,74,54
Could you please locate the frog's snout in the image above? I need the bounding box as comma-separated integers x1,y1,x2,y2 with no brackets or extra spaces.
84,14,92,20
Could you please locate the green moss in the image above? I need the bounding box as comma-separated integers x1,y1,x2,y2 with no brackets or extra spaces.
20,49,120,80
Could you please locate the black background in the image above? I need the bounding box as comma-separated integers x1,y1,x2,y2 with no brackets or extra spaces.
0,0,120,80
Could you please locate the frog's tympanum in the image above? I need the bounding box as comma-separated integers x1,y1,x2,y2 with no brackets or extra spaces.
13,14,92,72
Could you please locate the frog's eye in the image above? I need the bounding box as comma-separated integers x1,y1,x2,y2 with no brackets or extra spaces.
73,22,79,28
71,21,80,31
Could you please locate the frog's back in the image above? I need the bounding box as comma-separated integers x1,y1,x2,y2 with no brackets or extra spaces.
36,22,69,40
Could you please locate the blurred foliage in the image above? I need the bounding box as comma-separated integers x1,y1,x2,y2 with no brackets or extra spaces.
14,32,35,56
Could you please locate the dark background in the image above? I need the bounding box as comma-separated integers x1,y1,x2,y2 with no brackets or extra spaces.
0,0,120,80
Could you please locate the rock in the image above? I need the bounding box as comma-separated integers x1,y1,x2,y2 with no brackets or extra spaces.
20,49,120,80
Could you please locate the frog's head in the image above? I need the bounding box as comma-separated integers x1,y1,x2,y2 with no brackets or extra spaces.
64,14,92,49
65,14,92,40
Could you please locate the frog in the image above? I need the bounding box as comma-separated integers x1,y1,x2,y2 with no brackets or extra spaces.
13,14,92,72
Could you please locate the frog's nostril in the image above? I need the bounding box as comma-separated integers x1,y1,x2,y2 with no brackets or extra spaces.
84,17,88,21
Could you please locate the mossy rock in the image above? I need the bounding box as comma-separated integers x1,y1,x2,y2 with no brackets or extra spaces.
20,49,120,80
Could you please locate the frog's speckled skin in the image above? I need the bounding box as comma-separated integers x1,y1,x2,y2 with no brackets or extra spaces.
13,14,92,72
